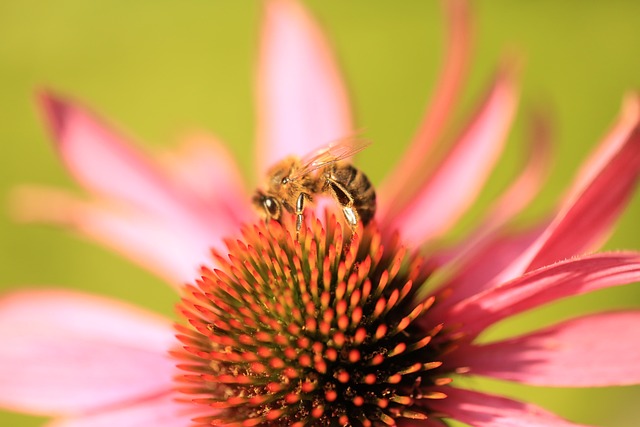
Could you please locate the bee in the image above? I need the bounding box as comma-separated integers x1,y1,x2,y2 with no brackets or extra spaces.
253,138,376,233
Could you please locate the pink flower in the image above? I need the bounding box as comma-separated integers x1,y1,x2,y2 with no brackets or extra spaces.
3,0,640,426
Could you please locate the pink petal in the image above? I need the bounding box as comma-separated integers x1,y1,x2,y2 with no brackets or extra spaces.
427,114,552,315
379,0,471,206
384,63,519,245
12,187,225,286
475,111,552,232
495,95,640,284
38,93,247,283
256,0,353,173
46,393,210,427
431,387,592,427
156,132,252,221
428,225,544,320
448,252,640,337
528,96,640,270
0,290,175,416
450,311,640,387
39,92,212,224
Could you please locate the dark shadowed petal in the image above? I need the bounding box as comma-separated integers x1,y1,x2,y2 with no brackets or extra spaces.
256,0,353,174
0,290,175,416
447,252,640,337
384,63,519,246
430,387,593,427
379,0,471,205
449,311,640,387
45,393,209,427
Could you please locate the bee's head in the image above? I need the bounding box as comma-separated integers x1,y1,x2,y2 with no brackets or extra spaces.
252,190,282,221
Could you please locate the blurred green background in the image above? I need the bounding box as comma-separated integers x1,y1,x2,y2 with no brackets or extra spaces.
1,1,639,426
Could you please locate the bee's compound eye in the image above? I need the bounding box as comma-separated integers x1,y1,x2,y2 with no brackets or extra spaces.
264,197,280,217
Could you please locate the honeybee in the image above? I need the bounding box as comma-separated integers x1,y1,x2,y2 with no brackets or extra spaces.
253,138,376,232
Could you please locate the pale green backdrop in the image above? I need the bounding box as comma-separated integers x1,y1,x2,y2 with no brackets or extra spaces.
1,1,639,426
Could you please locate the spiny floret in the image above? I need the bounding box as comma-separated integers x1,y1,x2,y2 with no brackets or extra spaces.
174,214,451,426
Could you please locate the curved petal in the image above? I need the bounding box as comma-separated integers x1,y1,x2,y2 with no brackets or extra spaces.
379,0,471,204
450,311,640,387
447,252,640,337
12,187,226,286
256,0,353,173
0,290,175,416
494,95,640,285
430,387,592,427
385,62,519,245
527,96,640,270
46,393,209,427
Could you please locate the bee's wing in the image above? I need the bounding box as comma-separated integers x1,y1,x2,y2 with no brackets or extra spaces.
290,137,371,180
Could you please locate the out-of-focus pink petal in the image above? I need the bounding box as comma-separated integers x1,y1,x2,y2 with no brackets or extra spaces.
448,252,640,337
426,113,552,314
384,63,519,245
156,132,253,223
12,186,224,286
450,311,640,387
39,92,215,224
0,290,175,416
430,388,592,427
495,95,640,284
379,0,471,206
256,0,353,173
46,393,209,427
37,92,247,283
477,110,552,231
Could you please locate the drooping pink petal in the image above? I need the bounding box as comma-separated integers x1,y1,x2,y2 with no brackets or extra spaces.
379,0,471,206
256,0,353,173
447,252,640,337
37,92,247,283
39,92,216,224
45,393,210,427
449,311,640,387
494,95,640,284
0,290,175,416
384,63,519,245
430,387,592,427
12,187,225,286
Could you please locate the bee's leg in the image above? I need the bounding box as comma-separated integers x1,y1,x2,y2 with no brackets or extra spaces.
325,178,359,230
295,193,309,234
